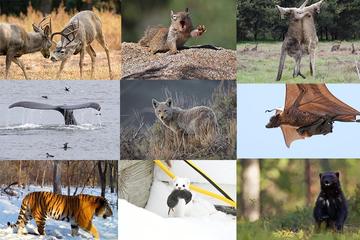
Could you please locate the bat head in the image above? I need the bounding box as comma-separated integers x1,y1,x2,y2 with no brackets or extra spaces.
266,108,283,128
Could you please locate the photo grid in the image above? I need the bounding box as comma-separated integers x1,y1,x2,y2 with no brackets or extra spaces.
0,0,360,239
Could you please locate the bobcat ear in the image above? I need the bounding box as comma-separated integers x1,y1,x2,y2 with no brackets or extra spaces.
152,99,159,108
166,98,172,107
335,172,340,178
319,173,322,178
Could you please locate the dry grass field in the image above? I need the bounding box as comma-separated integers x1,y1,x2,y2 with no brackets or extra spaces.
0,5,121,80
238,41,360,83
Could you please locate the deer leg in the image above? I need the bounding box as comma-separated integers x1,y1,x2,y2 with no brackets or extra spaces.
86,45,96,79
57,58,69,79
5,54,13,79
79,48,85,79
276,45,287,81
97,35,113,79
12,58,29,80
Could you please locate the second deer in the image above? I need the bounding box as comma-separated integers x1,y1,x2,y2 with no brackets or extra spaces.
50,11,113,79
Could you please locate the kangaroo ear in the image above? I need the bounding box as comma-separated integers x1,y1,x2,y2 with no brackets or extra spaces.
335,172,340,178
152,99,159,109
32,24,40,32
276,5,289,19
166,98,172,107
170,10,174,16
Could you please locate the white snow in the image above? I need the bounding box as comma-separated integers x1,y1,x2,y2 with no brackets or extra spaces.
0,185,118,240
119,160,236,240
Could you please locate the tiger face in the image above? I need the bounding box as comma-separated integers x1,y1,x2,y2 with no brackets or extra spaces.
95,197,113,219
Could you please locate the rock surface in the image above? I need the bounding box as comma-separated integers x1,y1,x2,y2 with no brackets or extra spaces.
121,42,236,80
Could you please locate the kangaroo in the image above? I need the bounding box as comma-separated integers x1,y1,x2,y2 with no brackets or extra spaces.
152,98,218,149
276,0,323,81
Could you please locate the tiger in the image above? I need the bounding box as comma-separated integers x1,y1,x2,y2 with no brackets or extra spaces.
7,191,113,239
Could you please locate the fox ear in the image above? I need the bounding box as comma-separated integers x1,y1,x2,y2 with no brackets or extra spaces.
166,98,172,107
152,99,159,108
335,172,340,178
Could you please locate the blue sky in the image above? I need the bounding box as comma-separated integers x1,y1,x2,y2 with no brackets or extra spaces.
237,84,360,159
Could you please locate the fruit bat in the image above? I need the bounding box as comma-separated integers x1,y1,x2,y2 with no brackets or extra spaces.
266,84,360,147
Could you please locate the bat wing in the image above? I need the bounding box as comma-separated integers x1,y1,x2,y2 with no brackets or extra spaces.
285,84,360,122
280,124,305,148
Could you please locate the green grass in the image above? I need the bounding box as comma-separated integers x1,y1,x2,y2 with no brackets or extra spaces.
237,41,360,83
238,207,360,240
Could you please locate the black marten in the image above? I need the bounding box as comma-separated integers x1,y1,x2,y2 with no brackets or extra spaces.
313,172,347,232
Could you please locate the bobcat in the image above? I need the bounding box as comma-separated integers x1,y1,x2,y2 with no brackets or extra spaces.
152,98,218,149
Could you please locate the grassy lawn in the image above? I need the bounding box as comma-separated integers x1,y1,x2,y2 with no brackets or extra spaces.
237,42,360,83
238,207,360,240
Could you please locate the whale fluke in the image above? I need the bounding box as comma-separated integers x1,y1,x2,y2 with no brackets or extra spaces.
9,101,101,125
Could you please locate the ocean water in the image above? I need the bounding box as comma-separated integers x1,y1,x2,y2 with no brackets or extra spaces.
0,80,119,160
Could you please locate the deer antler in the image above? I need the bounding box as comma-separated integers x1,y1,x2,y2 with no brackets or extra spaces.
51,19,79,45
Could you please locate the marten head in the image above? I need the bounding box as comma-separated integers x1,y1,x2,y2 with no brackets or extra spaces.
319,172,341,192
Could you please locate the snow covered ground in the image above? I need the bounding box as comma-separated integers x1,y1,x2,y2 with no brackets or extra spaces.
0,185,118,240
119,160,237,240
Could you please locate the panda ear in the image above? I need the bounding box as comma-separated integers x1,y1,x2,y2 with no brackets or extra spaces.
335,172,340,178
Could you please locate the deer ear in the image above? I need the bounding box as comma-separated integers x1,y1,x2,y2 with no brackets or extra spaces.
152,99,159,108
166,98,172,107
43,25,51,36
32,24,40,32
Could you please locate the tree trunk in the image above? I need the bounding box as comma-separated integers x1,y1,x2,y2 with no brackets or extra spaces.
241,159,260,222
53,161,62,194
305,159,317,206
41,167,46,188
67,161,70,196
109,161,115,193
98,161,108,197
18,161,22,186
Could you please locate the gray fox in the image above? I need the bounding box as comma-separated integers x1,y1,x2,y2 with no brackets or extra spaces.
152,98,218,149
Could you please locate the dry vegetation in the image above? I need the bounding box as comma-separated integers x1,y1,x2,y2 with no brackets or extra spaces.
121,82,237,160
0,5,121,80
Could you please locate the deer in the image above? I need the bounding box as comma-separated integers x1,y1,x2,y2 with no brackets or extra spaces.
0,16,52,79
50,11,113,79
275,0,324,81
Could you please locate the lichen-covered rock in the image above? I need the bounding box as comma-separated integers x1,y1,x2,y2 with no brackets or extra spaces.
121,42,236,80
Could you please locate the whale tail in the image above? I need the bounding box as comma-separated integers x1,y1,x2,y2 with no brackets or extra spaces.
9,101,101,125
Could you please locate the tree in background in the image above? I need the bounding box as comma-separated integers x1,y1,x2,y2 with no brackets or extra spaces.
240,159,260,221
237,0,360,41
